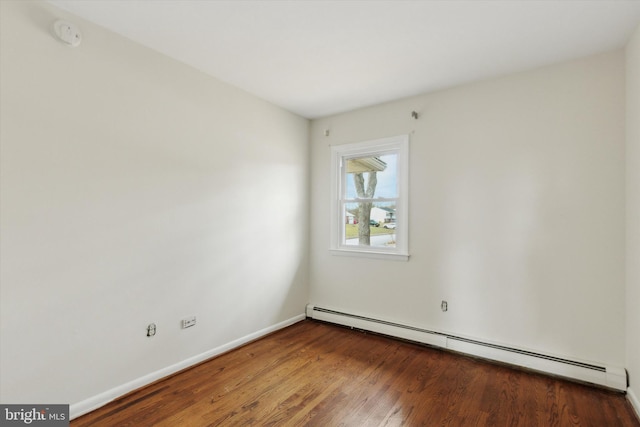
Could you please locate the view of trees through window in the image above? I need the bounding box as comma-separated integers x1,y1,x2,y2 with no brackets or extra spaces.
344,153,397,247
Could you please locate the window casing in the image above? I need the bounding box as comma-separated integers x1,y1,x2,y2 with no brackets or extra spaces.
330,135,409,261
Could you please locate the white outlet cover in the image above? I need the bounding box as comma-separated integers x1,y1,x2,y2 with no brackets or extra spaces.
182,317,196,328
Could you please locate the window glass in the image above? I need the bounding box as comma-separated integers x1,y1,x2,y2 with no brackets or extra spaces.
343,201,397,248
344,154,398,199
330,135,409,260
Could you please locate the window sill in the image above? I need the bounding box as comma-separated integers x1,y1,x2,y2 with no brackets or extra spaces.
329,248,410,261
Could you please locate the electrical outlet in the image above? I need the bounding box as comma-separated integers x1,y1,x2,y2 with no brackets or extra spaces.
182,316,196,329
441,301,448,312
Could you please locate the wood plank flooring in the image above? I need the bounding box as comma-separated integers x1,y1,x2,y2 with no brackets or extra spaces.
72,320,640,426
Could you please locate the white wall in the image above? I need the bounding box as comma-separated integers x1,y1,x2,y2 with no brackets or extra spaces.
310,51,626,368
0,0,309,410
1,0,634,417
626,23,640,414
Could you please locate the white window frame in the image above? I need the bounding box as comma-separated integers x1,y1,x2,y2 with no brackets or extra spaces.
330,135,409,261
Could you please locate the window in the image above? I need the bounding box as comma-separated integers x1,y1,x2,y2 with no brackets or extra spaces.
330,135,409,260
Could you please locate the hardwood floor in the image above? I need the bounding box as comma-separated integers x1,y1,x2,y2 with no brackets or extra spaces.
72,320,640,426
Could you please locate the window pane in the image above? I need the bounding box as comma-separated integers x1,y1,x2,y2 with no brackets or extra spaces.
343,201,396,248
345,153,397,199
330,134,408,259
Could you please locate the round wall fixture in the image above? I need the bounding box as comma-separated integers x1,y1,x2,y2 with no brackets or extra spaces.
53,20,82,47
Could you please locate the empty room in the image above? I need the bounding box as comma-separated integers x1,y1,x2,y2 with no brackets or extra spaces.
1,0,640,425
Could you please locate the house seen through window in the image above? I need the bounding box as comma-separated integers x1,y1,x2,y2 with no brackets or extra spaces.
330,135,409,260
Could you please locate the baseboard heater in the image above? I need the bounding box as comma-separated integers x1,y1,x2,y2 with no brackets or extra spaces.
306,305,627,391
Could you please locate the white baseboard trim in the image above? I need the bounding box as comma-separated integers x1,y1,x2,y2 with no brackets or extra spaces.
306,304,627,391
629,387,640,420
69,314,305,420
